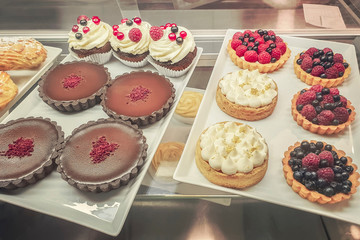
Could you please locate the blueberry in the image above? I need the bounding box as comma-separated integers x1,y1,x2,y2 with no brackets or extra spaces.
312,118,319,124
270,35,276,41
300,89,307,94
264,35,270,41
306,68,312,73
257,29,264,35
313,51,320,58
80,19,87,26
296,151,305,159
263,30,268,35
293,171,303,181
311,100,319,107
320,55,327,62
244,33,250,38
315,141,324,150
75,32,82,40
248,37,255,42
292,165,300,171
341,171,349,180
271,57,277,63
323,186,335,197
333,166,343,174
326,51,334,57
171,26,179,33
309,143,317,153
342,185,351,194
340,156,348,164
242,41,248,46
316,178,328,189
331,150,338,159
332,119,339,126
334,173,343,182
335,160,344,167
333,95,340,102
327,55,333,62
294,147,302,152
305,181,316,190
288,158,295,166
315,150,321,155
339,72,344,77
319,159,329,168
347,108,352,115
310,171,318,180
320,73,327,78
324,103,335,110
304,171,312,180
335,101,343,107
312,61,320,67
269,43,276,48
343,62,349,69
126,19,133,26
254,41,259,46
316,95,323,102
300,141,310,151
344,165,354,173
315,106,323,114
247,46,253,51
266,47,272,54
238,36,244,41
290,151,297,157
331,181,342,193
296,104,304,111
252,46,258,52
343,180,352,187
318,50,324,56
324,62,332,69
324,144,332,151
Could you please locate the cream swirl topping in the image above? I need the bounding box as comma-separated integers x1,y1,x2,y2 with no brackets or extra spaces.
219,69,277,108
200,122,267,175
68,20,112,50
110,21,151,55
175,91,203,118
149,26,196,64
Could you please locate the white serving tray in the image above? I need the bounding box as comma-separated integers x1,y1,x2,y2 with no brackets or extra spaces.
174,29,360,225
0,47,202,236
0,46,62,122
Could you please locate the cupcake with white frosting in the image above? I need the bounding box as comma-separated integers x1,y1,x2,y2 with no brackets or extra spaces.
110,17,152,67
68,15,112,64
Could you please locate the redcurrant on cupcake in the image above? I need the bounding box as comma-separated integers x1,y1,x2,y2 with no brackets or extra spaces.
227,29,291,73
282,140,360,204
291,85,355,135
68,15,113,64
110,17,151,67
294,47,351,87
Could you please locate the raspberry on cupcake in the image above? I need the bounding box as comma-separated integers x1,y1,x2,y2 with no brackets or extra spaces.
294,47,351,87
227,29,291,73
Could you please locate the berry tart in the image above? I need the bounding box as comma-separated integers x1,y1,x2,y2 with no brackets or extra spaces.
56,118,148,192
227,29,291,73
282,140,359,204
148,23,197,77
68,15,113,64
195,121,268,189
291,85,355,135
294,47,351,87
216,69,278,121
0,117,64,189
0,71,18,111
101,70,175,126
110,17,151,67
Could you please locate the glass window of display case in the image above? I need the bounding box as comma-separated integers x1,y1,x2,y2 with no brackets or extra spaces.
1,1,360,239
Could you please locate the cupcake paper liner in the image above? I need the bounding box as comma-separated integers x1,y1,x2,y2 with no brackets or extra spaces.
147,55,196,78
69,48,112,65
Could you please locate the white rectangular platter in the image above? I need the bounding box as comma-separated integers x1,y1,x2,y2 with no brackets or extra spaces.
0,46,62,122
0,47,202,236
174,29,360,225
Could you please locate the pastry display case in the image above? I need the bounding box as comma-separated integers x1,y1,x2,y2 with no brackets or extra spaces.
1,0,360,239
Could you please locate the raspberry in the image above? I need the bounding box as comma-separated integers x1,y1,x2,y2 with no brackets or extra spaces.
333,107,349,123
320,94,334,107
340,96,347,107
275,36,283,43
257,43,268,53
311,65,325,77
236,45,247,57
276,42,287,54
310,84,323,93
329,88,339,95
317,110,335,125
325,66,339,79
299,53,310,60
301,56,313,71
128,28,142,42
231,39,242,50
333,62,345,73
323,48,332,54
258,51,271,64
318,151,334,167
247,42,255,47
302,153,320,171
244,50,258,62
271,48,282,60
305,47,318,56
266,40,274,45
296,90,316,106
244,30,253,37
333,53,343,63
255,37,265,45
301,104,317,121
232,31,244,40
149,26,163,41
252,33,260,39
317,167,334,183
267,30,275,36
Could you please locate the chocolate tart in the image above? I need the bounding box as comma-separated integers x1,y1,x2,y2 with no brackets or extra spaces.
55,118,148,192
282,141,360,204
0,117,64,189
38,61,111,112
101,70,176,126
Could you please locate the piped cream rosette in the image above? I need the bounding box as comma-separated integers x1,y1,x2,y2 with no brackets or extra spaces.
195,121,268,189
216,69,278,121
174,91,203,124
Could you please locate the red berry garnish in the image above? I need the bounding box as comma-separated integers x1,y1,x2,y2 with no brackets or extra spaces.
302,153,320,171
133,17,142,25
149,26,163,41
113,25,119,31
83,27,90,34
180,31,187,39
244,50,258,63
171,23,177,27
165,23,171,28
129,28,142,42
117,32,125,40
121,18,128,24
77,15,89,24
113,30,119,36
72,25,79,33
168,33,176,41
160,25,165,30
92,16,100,25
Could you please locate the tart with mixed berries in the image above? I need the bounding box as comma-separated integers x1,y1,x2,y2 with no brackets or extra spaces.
294,47,351,87
291,85,355,135
227,29,291,73
283,140,359,204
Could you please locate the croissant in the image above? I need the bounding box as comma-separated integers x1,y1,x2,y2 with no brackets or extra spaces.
0,71,18,111
0,37,47,71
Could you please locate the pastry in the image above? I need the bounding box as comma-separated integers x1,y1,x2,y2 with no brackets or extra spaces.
216,69,278,121
0,37,47,71
227,29,291,73
291,85,355,134
0,71,18,111
294,47,351,87
282,140,360,204
195,121,268,189
148,23,197,77
110,17,151,67
68,15,113,64
101,70,175,126
0,117,64,189
55,118,147,192
174,90,203,124
38,61,111,112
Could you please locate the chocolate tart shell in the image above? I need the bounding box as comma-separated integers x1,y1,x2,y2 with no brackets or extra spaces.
38,61,111,112
0,117,64,190
101,70,176,127
282,141,360,204
291,90,356,135
55,118,148,193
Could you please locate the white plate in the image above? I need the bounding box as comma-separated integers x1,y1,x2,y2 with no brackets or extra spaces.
174,29,360,225
0,46,62,122
0,47,202,236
